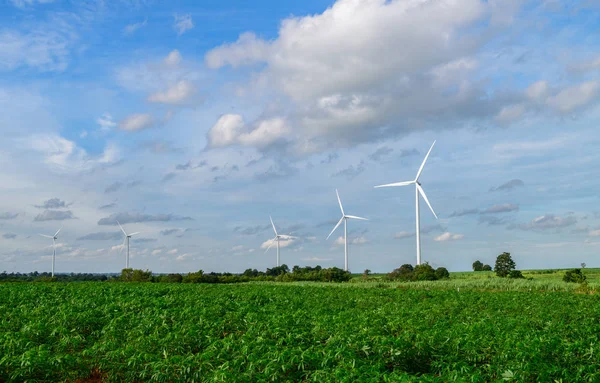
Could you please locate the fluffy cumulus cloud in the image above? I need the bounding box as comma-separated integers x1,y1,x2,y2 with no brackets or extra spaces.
546,81,599,113
147,80,195,105
118,114,154,132
204,0,527,153
434,232,464,242
207,114,290,150
98,212,192,225
24,134,120,173
394,231,414,239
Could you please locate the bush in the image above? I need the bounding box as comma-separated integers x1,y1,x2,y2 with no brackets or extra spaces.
386,264,414,281
435,267,450,279
482,264,492,271
161,273,183,283
508,270,524,279
495,252,516,278
413,263,437,281
472,260,483,271
563,269,587,283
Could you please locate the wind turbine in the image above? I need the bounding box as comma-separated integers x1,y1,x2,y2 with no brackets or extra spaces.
264,216,295,267
374,141,438,265
39,227,62,277
117,221,140,269
326,189,368,272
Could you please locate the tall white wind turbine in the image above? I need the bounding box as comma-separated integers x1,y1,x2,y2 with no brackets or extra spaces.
39,227,62,277
264,216,295,267
374,141,438,265
117,221,140,269
326,189,368,272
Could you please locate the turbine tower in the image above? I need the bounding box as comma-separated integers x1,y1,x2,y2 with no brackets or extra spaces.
326,189,368,271
39,227,62,277
374,141,438,265
264,216,295,267
117,221,140,269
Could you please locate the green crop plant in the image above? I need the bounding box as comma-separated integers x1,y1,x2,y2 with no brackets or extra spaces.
1,283,600,382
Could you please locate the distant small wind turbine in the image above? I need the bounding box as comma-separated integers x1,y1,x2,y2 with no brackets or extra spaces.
374,141,438,265
264,216,295,267
117,221,140,269
39,227,62,277
326,189,368,272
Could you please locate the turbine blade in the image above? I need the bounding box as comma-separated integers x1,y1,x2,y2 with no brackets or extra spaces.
118,237,126,257
345,215,369,221
39,234,54,239
326,217,344,240
374,180,414,188
270,216,277,236
417,184,438,219
415,140,436,181
129,232,141,237
54,226,62,237
117,221,127,236
336,189,344,215
264,237,276,253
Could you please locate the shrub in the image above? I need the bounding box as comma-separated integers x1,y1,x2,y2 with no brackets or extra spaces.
482,264,492,271
495,252,516,278
386,264,414,281
412,263,437,281
563,269,587,283
435,267,450,279
472,260,483,271
508,270,524,279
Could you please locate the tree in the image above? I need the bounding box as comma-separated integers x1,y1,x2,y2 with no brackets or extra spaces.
508,270,524,279
472,260,483,271
494,252,516,278
564,269,586,283
362,269,371,280
482,264,492,271
435,267,450,279
581,263,587,269
412,263,437,281
386,264,414,281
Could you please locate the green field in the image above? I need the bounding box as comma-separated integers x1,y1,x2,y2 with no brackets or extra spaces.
2,278,600,382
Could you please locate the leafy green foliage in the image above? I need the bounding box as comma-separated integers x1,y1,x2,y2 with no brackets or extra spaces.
472,260,483,271
564,269,587,283
2,283,600,382
508,270,525,279
482,264,492,271
435,267,450,280
495,252,516,278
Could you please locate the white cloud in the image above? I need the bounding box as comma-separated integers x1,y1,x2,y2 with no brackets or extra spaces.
173,14,194,36
24,134,120,173
546,81,599,113
394,231,414,239
151,249,162,256
496,104,525,124
526,80,549,101
302,257,333,261
147,80,195,105
351,236,368,245
176,253,192,261
260,237,295,249
231,245,244,251
588,230,600,237
164,50,182,66
205,32,271,69
119,114,154,132
123,19,147,35
167,248,178,255
97,113,117,131
0,29,71,72
9,0,54,8
434,232,464,242
207,114,290,150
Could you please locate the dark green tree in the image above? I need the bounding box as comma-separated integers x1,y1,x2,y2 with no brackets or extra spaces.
508,270,524,279
435,267,450,279
472,260,483,271
482,264,492,271
564,269,586,283
412,263,437,281
494,252,516,278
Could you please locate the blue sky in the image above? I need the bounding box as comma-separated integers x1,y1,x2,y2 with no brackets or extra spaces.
1,0,600,274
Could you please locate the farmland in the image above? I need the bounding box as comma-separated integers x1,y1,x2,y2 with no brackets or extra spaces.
2,280,600,382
